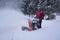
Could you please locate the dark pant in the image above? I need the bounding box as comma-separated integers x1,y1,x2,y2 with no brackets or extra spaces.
37,19,42,29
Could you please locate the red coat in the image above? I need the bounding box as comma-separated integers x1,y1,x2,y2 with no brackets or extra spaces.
36,10,45,19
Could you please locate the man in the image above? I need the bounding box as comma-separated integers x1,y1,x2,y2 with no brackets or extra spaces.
32,9,45,30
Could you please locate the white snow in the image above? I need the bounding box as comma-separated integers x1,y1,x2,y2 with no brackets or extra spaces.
0,8,60,40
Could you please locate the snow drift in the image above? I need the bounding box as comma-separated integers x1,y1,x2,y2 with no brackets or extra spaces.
0,8,60,40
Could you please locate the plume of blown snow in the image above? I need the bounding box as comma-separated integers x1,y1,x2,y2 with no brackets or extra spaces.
0,8,28,33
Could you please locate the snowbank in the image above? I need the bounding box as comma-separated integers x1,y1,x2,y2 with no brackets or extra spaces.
0,8,60,40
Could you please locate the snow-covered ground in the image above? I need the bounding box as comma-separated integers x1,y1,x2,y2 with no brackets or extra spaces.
0,8,60,40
